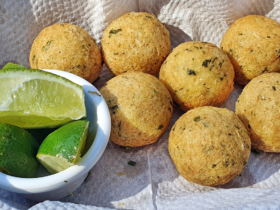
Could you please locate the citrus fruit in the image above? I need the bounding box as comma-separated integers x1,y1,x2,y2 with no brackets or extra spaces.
0,123,39,178
36,120,90,174
2,62,26,69
0,68,86,128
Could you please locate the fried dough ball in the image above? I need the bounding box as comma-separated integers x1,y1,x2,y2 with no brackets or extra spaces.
169,106,251,186
101,12,171,76
159,41,234,111
221,15,280,85
100,72,173,147
30,23,102,83
236,73,280,152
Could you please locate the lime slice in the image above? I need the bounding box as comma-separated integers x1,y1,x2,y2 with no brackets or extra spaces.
2,63,26,69
0,68,86,128
36,120,90,174
0,123,39,178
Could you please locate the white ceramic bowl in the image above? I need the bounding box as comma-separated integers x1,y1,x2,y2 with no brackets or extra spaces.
0,70,111,201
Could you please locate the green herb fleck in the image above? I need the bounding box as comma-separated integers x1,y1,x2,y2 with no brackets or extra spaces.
223,161,230,168
219,62,222,68
126,147,132,150
114,53,118,55
109,28,122,35
181,127,186,134
262,67,268,73
146,16,152,18
194,116,201,122
194,46,199,49
202,59,212,67
202,145,214,154
244,161,247,166
110,105,118,110
187,69,196,75
128,160,136,166
239,33,243,35
42,40,52,51
244,130,250,136
212,164,216,168
273,86,276,91
267,36,270,38
212,57,217,65
72,65,81,69
158,125,164,130
32,55,36,64
154,89,158,94
186,49,192,51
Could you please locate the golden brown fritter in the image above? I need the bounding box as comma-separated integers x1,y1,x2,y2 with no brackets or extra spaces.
169,106,251,186
101,12,171,76
159,41,234,111
221,15,280,85
100,72,173,147
236,73,280,152
30,23,102,83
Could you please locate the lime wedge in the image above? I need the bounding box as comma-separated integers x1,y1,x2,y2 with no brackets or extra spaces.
0,123,39,178
0,68,86,128
37,120,89,174
2,63,26,69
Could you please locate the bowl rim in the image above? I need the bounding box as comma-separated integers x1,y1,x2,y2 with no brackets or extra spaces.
0,69,111,193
